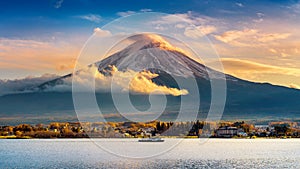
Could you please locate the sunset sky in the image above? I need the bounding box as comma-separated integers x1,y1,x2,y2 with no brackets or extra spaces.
0,0,300,88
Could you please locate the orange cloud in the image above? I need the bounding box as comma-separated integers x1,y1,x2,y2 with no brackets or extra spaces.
56,62,76,71
184,25,217,39
258,33,290,42
128,70,189,96
214,29,291,47
289,83,300,89
71,64,189,96
217,58,300,88
214,29,258,44
221,58,300,76
0,38,80,75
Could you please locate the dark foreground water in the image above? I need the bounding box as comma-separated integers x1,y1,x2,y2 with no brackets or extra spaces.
0,139,299,168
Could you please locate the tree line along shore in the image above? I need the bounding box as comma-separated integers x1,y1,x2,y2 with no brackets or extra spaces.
0,120,299,139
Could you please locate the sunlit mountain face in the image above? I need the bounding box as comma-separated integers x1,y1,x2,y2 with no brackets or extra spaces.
97,34,228,79
0,34,300,125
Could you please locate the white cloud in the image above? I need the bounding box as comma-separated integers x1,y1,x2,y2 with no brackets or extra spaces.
78,14,101,23
54,0,63,9
117,11,136,17
256,12,265,18
140,9,152,12
152,11,218,26
150,12,222,39
93,28,112,37
253,13,264,23
235,2,244,7
253,18,264,23
116,9,153,17
0,74,59,96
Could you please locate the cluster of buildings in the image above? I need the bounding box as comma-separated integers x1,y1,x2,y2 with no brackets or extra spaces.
0,121,299,138
215,121,300,138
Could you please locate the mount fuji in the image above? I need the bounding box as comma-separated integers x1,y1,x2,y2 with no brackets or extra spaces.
0,34,300,125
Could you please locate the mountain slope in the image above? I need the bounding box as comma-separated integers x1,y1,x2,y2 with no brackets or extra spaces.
0,34,300,124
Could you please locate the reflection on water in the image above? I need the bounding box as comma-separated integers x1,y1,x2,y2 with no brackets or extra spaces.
98,159,299,169
0,139,299,168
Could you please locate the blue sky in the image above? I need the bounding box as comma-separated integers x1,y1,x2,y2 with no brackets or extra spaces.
0,0,300,88
0,0,298,39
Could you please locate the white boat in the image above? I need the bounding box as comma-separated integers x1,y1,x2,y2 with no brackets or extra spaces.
138,137,164,142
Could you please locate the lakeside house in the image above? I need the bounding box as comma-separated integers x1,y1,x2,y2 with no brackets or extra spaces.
237,128,248,137
216,126,238,138
254,125,270,131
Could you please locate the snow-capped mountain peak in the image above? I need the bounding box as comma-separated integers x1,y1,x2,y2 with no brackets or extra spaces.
97,34,221,79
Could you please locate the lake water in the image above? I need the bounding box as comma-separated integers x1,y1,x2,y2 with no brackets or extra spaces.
0,139,299,168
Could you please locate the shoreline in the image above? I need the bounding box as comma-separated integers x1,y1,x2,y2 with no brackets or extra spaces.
1,120,299,139
0,136,296,139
